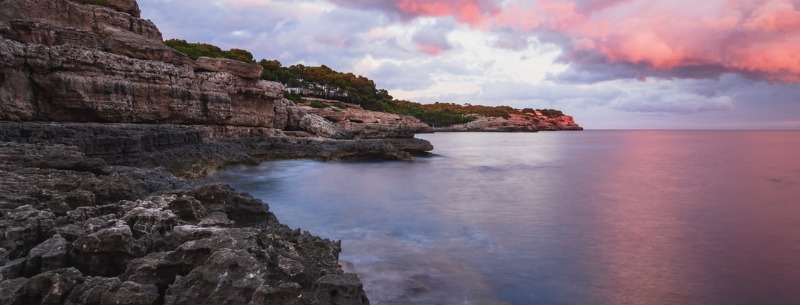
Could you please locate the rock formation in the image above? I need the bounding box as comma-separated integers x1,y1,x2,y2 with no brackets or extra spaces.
435,111,583,132
0,142,369,305
0,0,436,304
302,100,434,139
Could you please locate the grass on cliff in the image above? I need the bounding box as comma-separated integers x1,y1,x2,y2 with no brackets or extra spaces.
164,39,255,63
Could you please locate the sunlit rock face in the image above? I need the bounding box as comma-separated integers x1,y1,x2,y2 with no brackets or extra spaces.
305,101,434,138
0,0,281,127
435,112,583,132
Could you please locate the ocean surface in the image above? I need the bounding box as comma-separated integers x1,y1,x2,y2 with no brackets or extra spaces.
210,131,800,305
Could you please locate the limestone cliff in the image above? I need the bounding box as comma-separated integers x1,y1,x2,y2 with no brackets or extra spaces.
435,111,583,132
0,0,286,128
301,99,434,138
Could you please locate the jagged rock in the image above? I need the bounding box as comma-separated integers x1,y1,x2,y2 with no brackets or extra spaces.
0,205,57,260
313,273,370,305
0,277,30,305
72,221,137,276
26,267,83,305
163,249,270,305
182,184,274,227
300,114,355,139
100,281,160,305
72,0,142,18
273,98,307,130
167,196,207,222
0,258,25,281
195,57,263,79
0,247,9,265
63,276,122,305
104,28,194,66
25,234,72,275
197,212,233,227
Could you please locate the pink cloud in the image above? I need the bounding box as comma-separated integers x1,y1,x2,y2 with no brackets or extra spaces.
417,42,446,55
328,0,800,83
499,0,800,83
394,0,491,26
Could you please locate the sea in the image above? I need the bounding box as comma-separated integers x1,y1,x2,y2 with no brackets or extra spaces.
210,131,800,305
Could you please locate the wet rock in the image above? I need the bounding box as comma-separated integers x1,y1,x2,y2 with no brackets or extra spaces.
313,273,370,305
25,234,71,275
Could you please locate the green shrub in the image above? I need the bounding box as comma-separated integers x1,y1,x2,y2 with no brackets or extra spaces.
309,100,329,109
163,39,254,63
285,93,303,104
333,102,348,109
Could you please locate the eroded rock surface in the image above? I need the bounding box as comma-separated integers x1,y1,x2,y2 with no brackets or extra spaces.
0,142,369,304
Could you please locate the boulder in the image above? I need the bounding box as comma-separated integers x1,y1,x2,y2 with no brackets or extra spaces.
26,267,83,304
63,276,122,305
313,273,370,305
163,249,270,305
25,234,72,275
100,281,160,305
300,114,355,140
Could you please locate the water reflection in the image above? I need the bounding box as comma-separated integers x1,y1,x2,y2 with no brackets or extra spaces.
212,131,800,305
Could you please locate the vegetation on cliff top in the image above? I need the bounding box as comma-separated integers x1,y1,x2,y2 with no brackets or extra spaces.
164,39,255,63
165,40,565,126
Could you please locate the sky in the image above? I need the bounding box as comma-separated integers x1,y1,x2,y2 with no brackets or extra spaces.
139,0,800,129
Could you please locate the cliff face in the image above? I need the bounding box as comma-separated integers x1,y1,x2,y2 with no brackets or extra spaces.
435,111,583,132
302,100,434,138
0,0,283,128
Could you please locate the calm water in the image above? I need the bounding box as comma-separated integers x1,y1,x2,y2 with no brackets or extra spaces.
211,131,800,305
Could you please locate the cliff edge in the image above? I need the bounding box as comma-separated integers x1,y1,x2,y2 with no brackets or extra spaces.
0,0,438,304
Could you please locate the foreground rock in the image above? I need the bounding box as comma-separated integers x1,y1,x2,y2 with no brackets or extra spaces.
0,141,370,304
0,0,438,303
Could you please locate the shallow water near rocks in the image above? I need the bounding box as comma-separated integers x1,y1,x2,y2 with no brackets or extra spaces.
211,131,800,305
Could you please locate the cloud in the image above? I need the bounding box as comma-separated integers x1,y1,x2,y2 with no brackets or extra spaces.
411,20,456,55
512,0,800,83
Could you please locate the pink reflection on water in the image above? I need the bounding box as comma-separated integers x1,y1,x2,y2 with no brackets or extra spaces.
585,131,800,305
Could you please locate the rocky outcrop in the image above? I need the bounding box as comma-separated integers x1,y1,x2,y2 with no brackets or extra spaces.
0,0,437,303
0,142,369,305
303,100,434,138
435,111,582,132
0,0,281,128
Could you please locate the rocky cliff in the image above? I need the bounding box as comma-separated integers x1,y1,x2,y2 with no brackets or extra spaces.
435,110,583,132
0,0,436,304
301,99,433,138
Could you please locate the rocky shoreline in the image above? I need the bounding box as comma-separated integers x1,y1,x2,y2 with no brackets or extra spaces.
433,111,583,132
0,122,429,305
0,144,357,304
0,0,435,304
